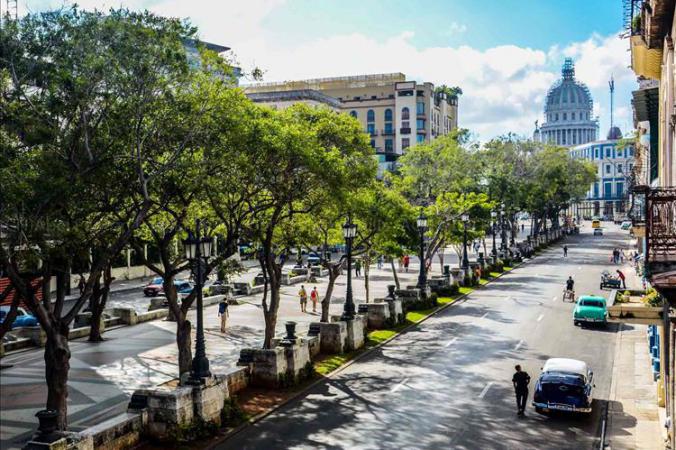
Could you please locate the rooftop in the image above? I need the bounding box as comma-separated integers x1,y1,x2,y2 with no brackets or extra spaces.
244,73,407,93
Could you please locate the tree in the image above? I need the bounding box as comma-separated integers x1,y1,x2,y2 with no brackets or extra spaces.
0,8,208,429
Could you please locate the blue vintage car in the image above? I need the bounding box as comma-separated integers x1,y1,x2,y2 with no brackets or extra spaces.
532,358,594,414
0,306,39,329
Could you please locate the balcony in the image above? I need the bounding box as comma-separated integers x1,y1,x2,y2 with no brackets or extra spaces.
381,129,395,136
646,187,676,271
416,128,426,134
368,129,378,137
400,127,411,135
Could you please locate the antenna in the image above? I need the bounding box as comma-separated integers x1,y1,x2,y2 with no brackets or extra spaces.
609,76,615,130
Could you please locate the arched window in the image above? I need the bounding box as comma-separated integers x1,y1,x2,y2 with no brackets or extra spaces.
350,110,358,118
367,109,375,122
401,107,410,120
384,108,393,122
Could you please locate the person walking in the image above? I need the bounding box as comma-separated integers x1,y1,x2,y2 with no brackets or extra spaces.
563,245,568,257
77,274,86,296
616,269,626,289
218,299,229,333
377,255,383,270
620,249,626,264
521,223,525,233
310,286,319,313
354,259,362,278
512,364,531,416
298,285,308,313
403,255,410,273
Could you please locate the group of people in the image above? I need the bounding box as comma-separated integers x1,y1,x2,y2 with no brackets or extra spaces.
611,248,626,264
297,285,320,313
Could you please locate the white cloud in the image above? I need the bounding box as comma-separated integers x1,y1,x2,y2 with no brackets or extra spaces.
22,0,637,141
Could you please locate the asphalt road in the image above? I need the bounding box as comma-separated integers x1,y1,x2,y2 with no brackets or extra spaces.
216,224,627,450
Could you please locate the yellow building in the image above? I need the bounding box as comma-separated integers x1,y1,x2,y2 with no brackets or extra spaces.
244,73,459,174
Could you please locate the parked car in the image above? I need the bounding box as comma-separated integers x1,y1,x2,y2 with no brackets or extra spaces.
620,221,632,230
593,228,603,236
573,295,608,327
591,220,601,229
0,306,39,329
144,278,194,297
533,358,594,414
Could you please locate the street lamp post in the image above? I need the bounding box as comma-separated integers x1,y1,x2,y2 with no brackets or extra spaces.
416,209,428,290
341,218,357,321
500,203,507,253
490,211,497,258
183,219,212,384
461,213,470,271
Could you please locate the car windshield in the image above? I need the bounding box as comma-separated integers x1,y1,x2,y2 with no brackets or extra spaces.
581,300,604,308
543,371,586,385
151,277,162,285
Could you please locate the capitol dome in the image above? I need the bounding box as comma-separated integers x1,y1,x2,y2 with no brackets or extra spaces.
534,58,599,147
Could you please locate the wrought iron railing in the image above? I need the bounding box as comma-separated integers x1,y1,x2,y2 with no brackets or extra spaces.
647,187,676,266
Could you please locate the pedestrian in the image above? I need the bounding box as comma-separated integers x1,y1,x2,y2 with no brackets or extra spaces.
310,286,319,313
77,274,86,296
521,224,525,232
354,259,362,278
298,285,308,313
616,269,626,289
512,364,531,416
218,299,229,333
377,255,383,270
620,249,626,264
403,255,410,273
563,245,568,257
614,248,620,264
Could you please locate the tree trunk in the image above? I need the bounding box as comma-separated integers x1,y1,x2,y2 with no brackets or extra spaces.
438,252,444,273
88,266,112,342
364,261,370,303
176,316,193,379
262,286,280,349
390,259,400,290
321,265,340,323
45,329,71,430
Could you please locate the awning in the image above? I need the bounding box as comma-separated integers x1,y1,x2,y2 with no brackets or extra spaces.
631,36,663,80
633,86,660,123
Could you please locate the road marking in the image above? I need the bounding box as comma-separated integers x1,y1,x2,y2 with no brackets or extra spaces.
480,312,489,320
577,266,582,270
478,382,494,399
391,377,409,393
514,339,524,351
537,314,544,322
552,295,557,302
445,337,458,347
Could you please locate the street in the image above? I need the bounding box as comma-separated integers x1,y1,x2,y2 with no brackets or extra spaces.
216,225,628,450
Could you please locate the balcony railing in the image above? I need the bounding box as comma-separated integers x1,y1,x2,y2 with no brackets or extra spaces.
646,187,676,269
368,130,378,137
381,129,395,136
400,127,411,135
416,128,426,134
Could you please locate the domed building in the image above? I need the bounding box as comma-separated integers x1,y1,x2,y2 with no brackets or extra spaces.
533,58,599,146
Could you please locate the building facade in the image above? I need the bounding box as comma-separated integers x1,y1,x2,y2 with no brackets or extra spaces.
533,58,599,147
569,139,635,219
243,73,459,174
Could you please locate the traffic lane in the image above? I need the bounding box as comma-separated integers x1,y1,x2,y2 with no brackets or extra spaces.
218,241,604,450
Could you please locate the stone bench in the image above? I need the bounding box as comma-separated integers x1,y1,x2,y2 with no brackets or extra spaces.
357,302,391,329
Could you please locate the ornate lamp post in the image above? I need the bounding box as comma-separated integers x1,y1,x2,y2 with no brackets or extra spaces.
183,219,212,384
500,203,507,253
341,218,357,321
491,211,497,258
416,209,428,290
461,213,470,271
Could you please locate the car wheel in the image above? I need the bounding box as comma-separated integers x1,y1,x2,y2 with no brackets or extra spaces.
535,407,545,415
574,321,579,326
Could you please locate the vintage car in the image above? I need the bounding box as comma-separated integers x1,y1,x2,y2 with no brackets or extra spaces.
533,358,594,414
0,306,39,329
620,221,632,230
593,228,603,236
144,277,193,297
574,295,608,326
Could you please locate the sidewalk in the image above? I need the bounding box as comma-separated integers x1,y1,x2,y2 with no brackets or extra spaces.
607,324,663,449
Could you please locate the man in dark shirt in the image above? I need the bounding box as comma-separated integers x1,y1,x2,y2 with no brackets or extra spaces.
512,365,531,415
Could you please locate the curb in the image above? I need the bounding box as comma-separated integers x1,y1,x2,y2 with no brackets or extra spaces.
210,251,541,447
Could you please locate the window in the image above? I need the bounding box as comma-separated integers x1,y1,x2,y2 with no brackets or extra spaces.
367,109,375,122
617,182,624,198
370,139,375,148
385,139,393,152
605,148,611,157
384,108,393,121
555,113,559,121
367,123,375,135
416,119,425,130
350,110,357,118
416,102,425,115
594,182,599,198
563,112,567,120
417,135,425,143
606,164,611,174
384,123,393,134
595,148,599,158
402,138,410,149
572,112,576,120
402,121,410,129
401,107,410,120
629,147,634,156
604,182,612,199
416,90,424,96
354,96,361,100
617,164,623,174
398,90,413,96
629,163,634,172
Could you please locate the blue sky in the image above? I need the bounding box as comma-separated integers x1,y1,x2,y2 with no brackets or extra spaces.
17,0,635,141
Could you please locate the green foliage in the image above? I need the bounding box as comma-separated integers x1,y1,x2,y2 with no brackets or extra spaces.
642,288,664,307
221,396,248,427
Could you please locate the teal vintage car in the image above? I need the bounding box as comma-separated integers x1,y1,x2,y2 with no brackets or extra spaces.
573,295,608,327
